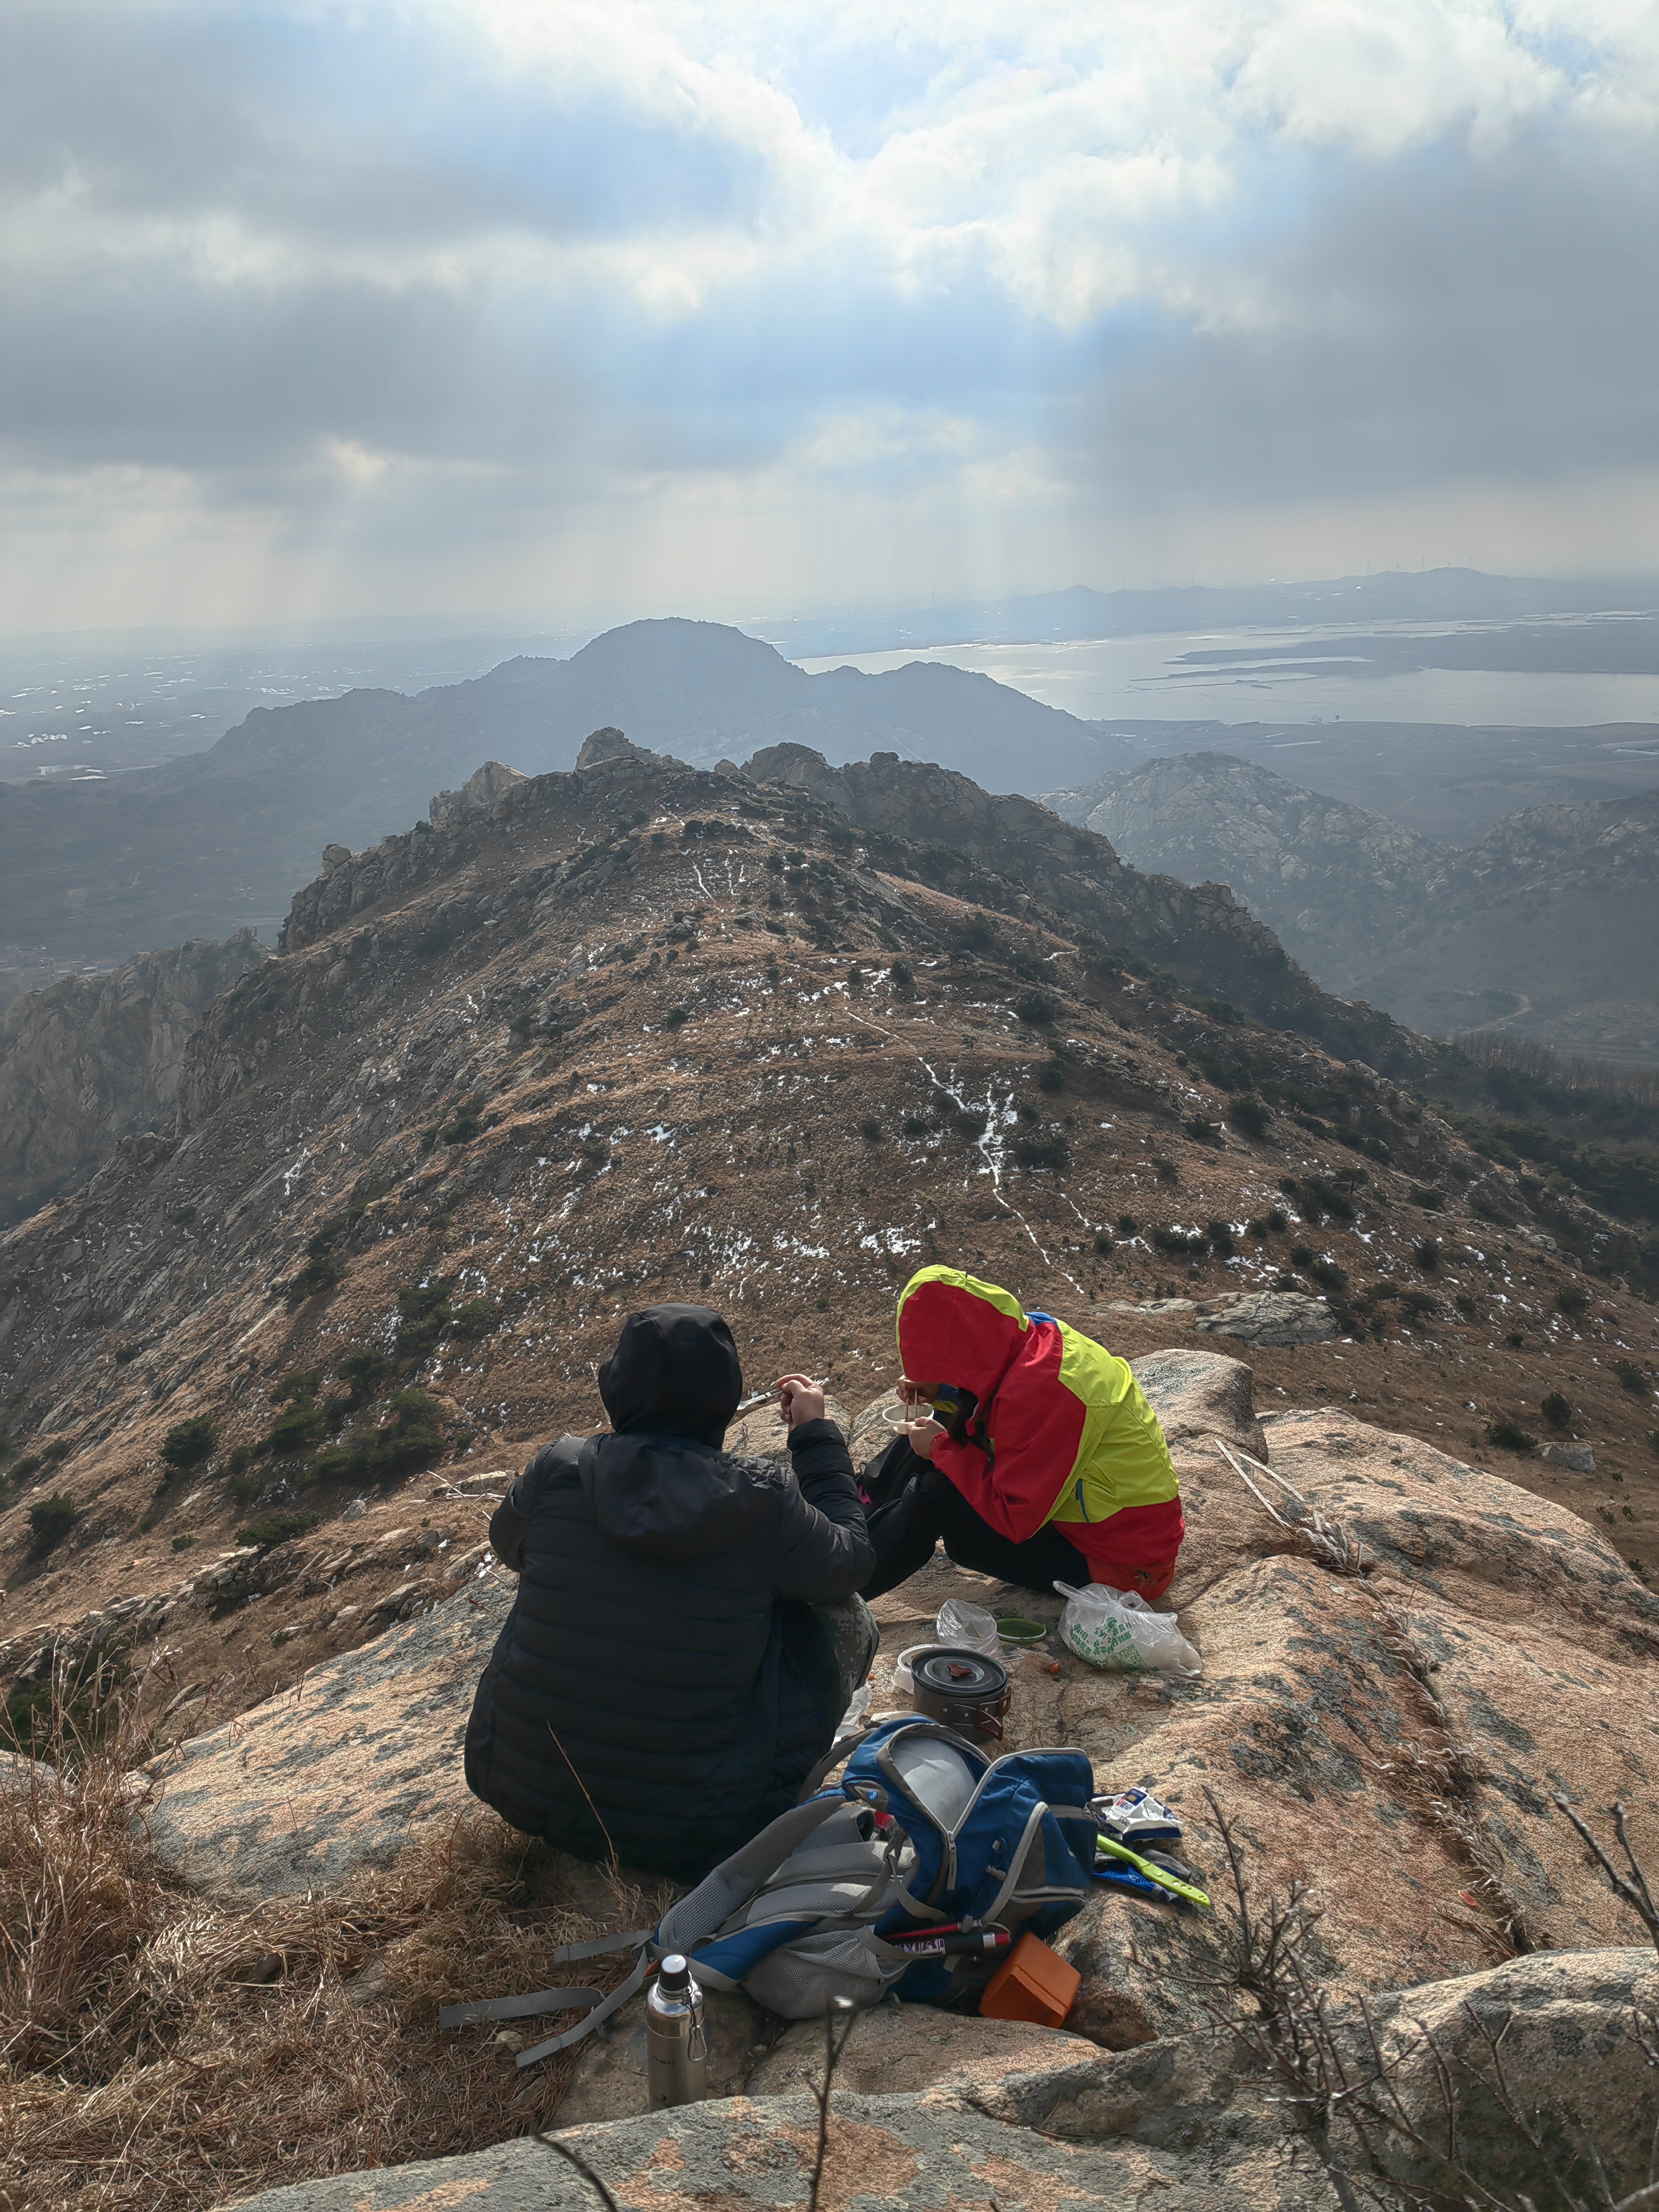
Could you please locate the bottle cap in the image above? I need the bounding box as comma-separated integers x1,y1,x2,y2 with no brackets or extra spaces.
658,1954,690,1992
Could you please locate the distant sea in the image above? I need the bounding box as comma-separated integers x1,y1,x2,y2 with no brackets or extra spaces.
794,623,1659,730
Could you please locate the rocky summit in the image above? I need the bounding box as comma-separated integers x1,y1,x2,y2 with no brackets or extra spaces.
1,733,1657,2210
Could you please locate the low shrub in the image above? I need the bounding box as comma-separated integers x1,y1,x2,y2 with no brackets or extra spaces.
1011,1132,1068,1172
338,1349,393,1404
395,1282,453,1359
1154,1156,1179,1184
28,1493,80,1556
262,1399,328,1456
1613,1359,1649,1395
888,960,914,990
901,1115,929,1138
1486,1419,1537,1452
235,1510,321,1548
1398,1289,1439,1319
159,1415,218,1474
1280,1174,1354,1223
663,1006,690,1030
1230,1096,1270,1138
301,1388,447,1491
171,1533,194,1552
1554,1285,1589,1317
1036,1063,1064,1094
857,1116,883,1141
1205,1218,1237,1258
113,1342,141,1365
1014,988,1060,1026
1116,1212,1140,1235
1093,1230,1113,1254
43,1439,72,1464
1290,1244,1316,1268
1541,1391,1572,1428
1152,1225,1207,1257
287,1249,347,1307
1310,1257,1350,1292
1453,1292,1479,1319
450,1295,502,1340
1413,1237,1442,1271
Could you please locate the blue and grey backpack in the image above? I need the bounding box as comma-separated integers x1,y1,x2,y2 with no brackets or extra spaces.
443,1716,1098,2067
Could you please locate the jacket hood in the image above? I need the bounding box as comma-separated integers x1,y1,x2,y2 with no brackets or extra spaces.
598,1303,743,1446
582,1429,779,1560
896,1267,1032,1406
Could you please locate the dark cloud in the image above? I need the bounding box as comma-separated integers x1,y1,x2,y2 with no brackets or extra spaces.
1082,119,1659,503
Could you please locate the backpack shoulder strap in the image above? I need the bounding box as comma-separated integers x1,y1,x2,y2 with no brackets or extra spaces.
795,1719,882,1803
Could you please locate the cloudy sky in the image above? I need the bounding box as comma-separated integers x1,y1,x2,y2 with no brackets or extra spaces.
4,0,1658,633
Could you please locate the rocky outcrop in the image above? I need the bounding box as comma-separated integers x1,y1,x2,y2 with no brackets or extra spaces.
429,759,527,822
221,1946,1659,2211
0,929,268,1223
143,1354,1658,2071
1096,1289,1337,1346
141,1559,512,1898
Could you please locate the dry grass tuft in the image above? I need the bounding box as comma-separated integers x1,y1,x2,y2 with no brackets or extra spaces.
1,1664,671,2212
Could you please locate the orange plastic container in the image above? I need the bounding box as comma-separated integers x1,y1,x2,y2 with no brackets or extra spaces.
977,1932,1081,2028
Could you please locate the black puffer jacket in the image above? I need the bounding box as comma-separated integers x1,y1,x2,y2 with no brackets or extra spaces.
463,1305,873,1880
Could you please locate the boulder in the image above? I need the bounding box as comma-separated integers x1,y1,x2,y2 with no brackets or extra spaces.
1541,1440,1596,1473
215,2085,1343,2211
574,725,637,768
746,2003,1100,2105
142,1568,514,1899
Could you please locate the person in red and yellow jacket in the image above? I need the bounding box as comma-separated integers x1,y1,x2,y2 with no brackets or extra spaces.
859,1265,1184,1602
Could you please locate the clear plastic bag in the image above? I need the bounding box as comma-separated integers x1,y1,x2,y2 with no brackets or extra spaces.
935,1599,1000,1658
1053,1582,1202,1678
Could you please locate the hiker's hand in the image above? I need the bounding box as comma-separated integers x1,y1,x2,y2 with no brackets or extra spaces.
777,1374,825,1429
904,1414,945,1461
897,1374,936,1408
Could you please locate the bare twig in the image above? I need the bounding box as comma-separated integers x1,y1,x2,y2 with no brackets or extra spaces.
546,1721,621,1880
806,1995,856,2212
532,2125,622,2212
1554,1797,1659,1954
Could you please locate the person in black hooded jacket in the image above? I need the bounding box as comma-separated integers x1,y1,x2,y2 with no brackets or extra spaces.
463,1304,876,1881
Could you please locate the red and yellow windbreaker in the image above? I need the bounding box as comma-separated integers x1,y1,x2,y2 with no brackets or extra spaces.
895,1266,1183,1581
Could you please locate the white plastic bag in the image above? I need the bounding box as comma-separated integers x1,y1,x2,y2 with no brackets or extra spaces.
935,1599,1000,1659
1054,1582,1202,1678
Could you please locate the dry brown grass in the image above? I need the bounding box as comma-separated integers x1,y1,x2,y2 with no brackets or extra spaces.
1,1663,670,2212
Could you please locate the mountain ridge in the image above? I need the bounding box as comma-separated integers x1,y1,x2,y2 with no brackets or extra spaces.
1047,753,1659,1062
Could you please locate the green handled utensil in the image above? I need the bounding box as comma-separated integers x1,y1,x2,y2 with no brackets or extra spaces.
1096,1832,1211,1908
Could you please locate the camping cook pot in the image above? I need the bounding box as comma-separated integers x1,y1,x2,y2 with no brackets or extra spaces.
907,1645,1011,1743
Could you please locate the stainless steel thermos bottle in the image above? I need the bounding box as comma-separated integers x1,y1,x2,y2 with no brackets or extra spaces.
645,1953,709,2107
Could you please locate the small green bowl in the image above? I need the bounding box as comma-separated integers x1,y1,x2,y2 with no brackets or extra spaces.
996,1615,1048,1647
